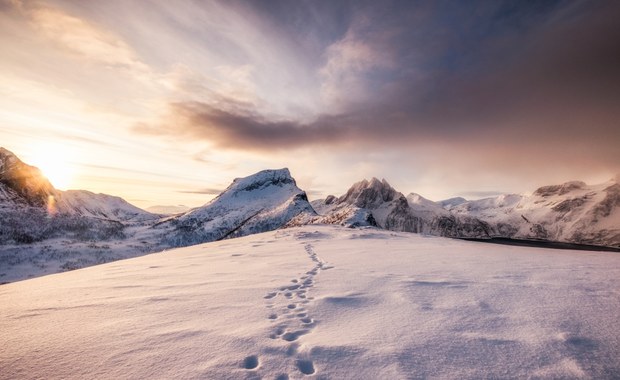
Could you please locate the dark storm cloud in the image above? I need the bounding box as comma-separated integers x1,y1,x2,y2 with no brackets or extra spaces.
136,0,620,168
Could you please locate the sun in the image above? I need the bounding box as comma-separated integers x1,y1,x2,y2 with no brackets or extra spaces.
28,147,75,190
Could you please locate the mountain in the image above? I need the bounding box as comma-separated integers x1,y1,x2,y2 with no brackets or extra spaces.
448,179,620,247
0,147,156,245
2,145,619,284
157,168,316,247
310,178,491,237
0,147,54,207
54,190,157,223
311,177,620,247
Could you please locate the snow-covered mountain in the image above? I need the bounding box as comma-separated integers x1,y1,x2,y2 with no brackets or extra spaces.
54,190,156,223
2,145,619,284
158,168,316,247
448,180,620,247
311,177,620,247
0,147,54,207
310,178,491,237
0,148,156,245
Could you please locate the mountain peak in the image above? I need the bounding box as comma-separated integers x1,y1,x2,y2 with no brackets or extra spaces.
0,147,54,207
171,168,314,246
339,177,400,208
229,168,295,193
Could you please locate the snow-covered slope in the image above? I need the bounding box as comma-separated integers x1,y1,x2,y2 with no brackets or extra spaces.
1,225,619,379
449,180,620,247
159,168,316,246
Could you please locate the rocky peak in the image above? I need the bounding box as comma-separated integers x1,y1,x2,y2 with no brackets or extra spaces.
0,147,54,207
534,181,586,197
228,168,296,194
339,177,400,209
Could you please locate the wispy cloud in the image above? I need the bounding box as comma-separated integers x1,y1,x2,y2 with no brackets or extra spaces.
8,1,148,75
177,188,223,195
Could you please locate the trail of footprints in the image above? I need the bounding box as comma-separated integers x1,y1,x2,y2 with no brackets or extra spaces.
243,243,332,377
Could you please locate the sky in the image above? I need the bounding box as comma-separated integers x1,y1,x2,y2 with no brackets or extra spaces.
1,0,619,208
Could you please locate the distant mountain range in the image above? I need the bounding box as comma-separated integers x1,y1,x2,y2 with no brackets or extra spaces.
1,147,618,282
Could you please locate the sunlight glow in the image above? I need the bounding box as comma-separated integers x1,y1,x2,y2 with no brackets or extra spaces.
28,146,75,190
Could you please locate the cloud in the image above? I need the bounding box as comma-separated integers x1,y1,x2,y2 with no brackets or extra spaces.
133,100,357,150
177,188,223,195
319,14,396,109
8,1,149,74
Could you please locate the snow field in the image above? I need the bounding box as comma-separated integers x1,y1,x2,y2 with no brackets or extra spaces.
1,225,619,379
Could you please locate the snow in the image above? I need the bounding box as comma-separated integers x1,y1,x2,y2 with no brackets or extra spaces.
55,190,157,223
1,225,619,379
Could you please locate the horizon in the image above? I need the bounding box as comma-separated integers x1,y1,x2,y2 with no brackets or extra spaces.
2,1,619,208
3,145,619,210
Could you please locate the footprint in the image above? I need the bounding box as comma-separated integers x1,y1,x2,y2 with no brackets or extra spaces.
297,312,307,318
300,317,313,324
282,330,308,342
296,359,315,375
287,304,297,309
264,292,277,299
268,313,278,320
275,375,289,380
242,355,259,370
291,279,299,283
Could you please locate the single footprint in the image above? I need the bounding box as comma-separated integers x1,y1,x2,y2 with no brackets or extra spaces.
242,355,259,370
275,375,290,380
282,330,308,342
268,313,278,320
296,359,315,375
264,292,277,299
300,317,313,324
287,304,297,309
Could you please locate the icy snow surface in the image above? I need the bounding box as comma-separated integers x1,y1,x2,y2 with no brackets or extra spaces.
1,225,619,379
